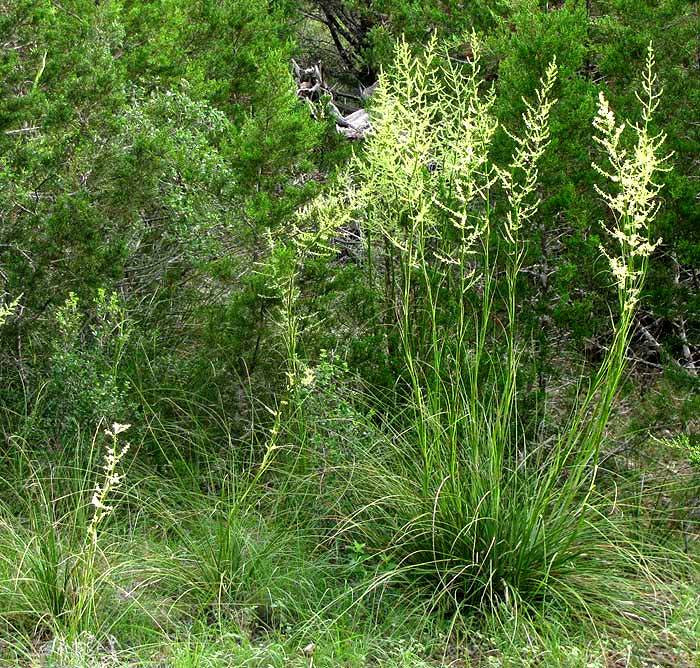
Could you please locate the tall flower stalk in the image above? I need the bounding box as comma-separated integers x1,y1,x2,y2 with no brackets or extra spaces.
73,422,131,633
564,45,671,473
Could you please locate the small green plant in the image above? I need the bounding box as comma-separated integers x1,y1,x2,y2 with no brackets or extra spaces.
45,291,134,445
659,432,700,469
160,497,262,622
156,493,326,633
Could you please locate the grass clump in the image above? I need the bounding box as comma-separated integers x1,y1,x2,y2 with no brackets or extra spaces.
288,39,678,627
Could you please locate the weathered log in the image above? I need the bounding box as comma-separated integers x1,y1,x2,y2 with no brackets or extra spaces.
292,58,375,139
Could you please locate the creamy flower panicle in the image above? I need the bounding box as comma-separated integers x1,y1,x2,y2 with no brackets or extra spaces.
88,422,132,542
592,46,671,309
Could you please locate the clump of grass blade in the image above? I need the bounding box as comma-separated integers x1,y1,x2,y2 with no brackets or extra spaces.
290,39,674,632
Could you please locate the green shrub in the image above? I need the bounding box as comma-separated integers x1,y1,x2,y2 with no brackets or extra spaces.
45,291,134,443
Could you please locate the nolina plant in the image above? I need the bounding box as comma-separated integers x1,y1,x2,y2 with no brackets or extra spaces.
295,39,671,620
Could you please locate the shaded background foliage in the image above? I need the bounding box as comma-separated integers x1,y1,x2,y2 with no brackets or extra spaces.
0,0,697,446
0,0,334,435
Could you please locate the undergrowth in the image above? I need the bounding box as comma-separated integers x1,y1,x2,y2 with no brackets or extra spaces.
0,38,697,668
